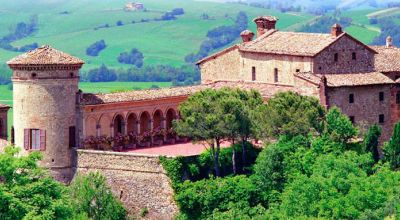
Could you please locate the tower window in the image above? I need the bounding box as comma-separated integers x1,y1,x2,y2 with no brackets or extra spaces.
349,94,354,103
296,69,300,72
379,92,384,101
252,66,256,81
397,92,400,104
379,114,385,124
31,73,37,78
274,68,279,83
70,72,74,77
334,53,338,62
69,126,76,148
352,52,356,60
24,129,46,151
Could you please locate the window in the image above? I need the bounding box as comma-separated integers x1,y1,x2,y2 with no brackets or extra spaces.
352,52,356,60
296,69,300,72
274,68,279,83
379,92,384,101
334,53,338,62
69,126,76,148
251,66,256,81
397,92,400,104
349,94,354,103
70,72,74,77
24,129,46,151
379,114,385,124
349,116,355,124
0,119,3,137
31,73,37,78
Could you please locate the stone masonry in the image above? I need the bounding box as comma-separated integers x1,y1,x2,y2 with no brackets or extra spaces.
76,149,178,219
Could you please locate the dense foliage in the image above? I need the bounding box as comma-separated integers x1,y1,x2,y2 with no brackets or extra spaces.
299,15,352,33
86,40,107,56
0,146,126,219
117,48,144,67
0,16,39,52
372,17,400,47
185,11,248,63
165,90,400,219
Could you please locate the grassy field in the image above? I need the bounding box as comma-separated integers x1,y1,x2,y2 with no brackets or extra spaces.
0,0,313,70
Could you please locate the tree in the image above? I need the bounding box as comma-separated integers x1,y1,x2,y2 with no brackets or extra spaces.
364,124,382,163
86,40,106,56
325,107,358,146
87,64,117,82
117,48,144,67
69,172,126,220
174,88,236,176
384,122,400,170
253,91,325,139
0,146,73,219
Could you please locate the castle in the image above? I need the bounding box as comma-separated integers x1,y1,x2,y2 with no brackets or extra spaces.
0,16,400,184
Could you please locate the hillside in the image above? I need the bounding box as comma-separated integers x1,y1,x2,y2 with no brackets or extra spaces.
0,0,313,70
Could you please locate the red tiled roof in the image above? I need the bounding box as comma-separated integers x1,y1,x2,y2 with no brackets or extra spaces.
82,81,295,105
370,45,400,72
295,72,394,87
0,104,10,109
7,45,84,66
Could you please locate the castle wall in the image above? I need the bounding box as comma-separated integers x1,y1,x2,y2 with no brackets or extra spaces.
200,47,241,83
313,35,375,74
76,149,178,219
240,52,313,85
327,84,393,141
13,69,80,182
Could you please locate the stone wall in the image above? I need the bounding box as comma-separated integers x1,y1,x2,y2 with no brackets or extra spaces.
327,84,393,141
0,109,8,144
313,35,375,74
76,149,179,219
200,47,241,83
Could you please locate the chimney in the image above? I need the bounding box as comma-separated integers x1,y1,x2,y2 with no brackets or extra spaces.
253,16,278,38
331,23,343,37
386,36,393,48
240,30,254,43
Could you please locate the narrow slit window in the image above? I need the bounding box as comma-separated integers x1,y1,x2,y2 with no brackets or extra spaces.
274,68,279,83
349,94,354,103
334,53,338,62
251,66,256,81
352,52,356,60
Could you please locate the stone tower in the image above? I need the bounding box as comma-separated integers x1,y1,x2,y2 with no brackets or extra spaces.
7,45,84,182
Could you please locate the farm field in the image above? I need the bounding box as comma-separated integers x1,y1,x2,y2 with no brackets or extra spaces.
0,0,313,70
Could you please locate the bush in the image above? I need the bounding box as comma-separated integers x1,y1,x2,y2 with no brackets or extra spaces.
86,40,106,56
117,48,144,67
69,172,126,220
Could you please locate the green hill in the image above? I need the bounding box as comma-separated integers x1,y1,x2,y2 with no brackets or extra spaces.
0,0,313,70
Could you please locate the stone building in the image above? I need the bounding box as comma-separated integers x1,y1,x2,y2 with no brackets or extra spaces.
0,104,10,149
2,14,400,218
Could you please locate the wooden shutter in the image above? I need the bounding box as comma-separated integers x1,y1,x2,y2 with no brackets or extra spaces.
40,129,46,151
24,129,30,150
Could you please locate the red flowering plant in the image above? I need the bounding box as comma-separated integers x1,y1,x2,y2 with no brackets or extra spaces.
152,127,167,140
114,133,129,148
142,131,152,142
82,136,98,149
128,131,138,144
98,135,113,150
167,128,176,139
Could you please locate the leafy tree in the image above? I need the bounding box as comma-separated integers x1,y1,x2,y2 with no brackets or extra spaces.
384,122,400,170
325,107,358,146
117,48,144,67
0,146,73,219
86,64,117,82
69,172,126,220
86,40,106,56
253,91,325,139
364,124,382,163
175,89,227,176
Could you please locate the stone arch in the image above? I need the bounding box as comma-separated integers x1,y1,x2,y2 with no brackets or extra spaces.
126,112,138,134
139,111,151,134
113,114,125,136
165,108,177,130
153,109,164,130
85,116,97,137
99,114,112,137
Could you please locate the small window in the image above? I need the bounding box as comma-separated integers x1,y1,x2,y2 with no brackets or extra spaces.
379,114,385,124
379,92,384,101
0,119,3,137
70,72,74,77
352,52,356,60
31,73,37,78
349,116,355,124
296,69,300,72
349,94,354,104
396,92,400,104
251,66,256,81
334,53,338,62
24,129,46,151
69,126,76,148
274,68,279,83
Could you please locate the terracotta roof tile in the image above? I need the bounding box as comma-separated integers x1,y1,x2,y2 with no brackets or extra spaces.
239,30,342,56
82,81,295,105
371,45,400,72
7,45,84,66
324,72,394,87
0,104,10,109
